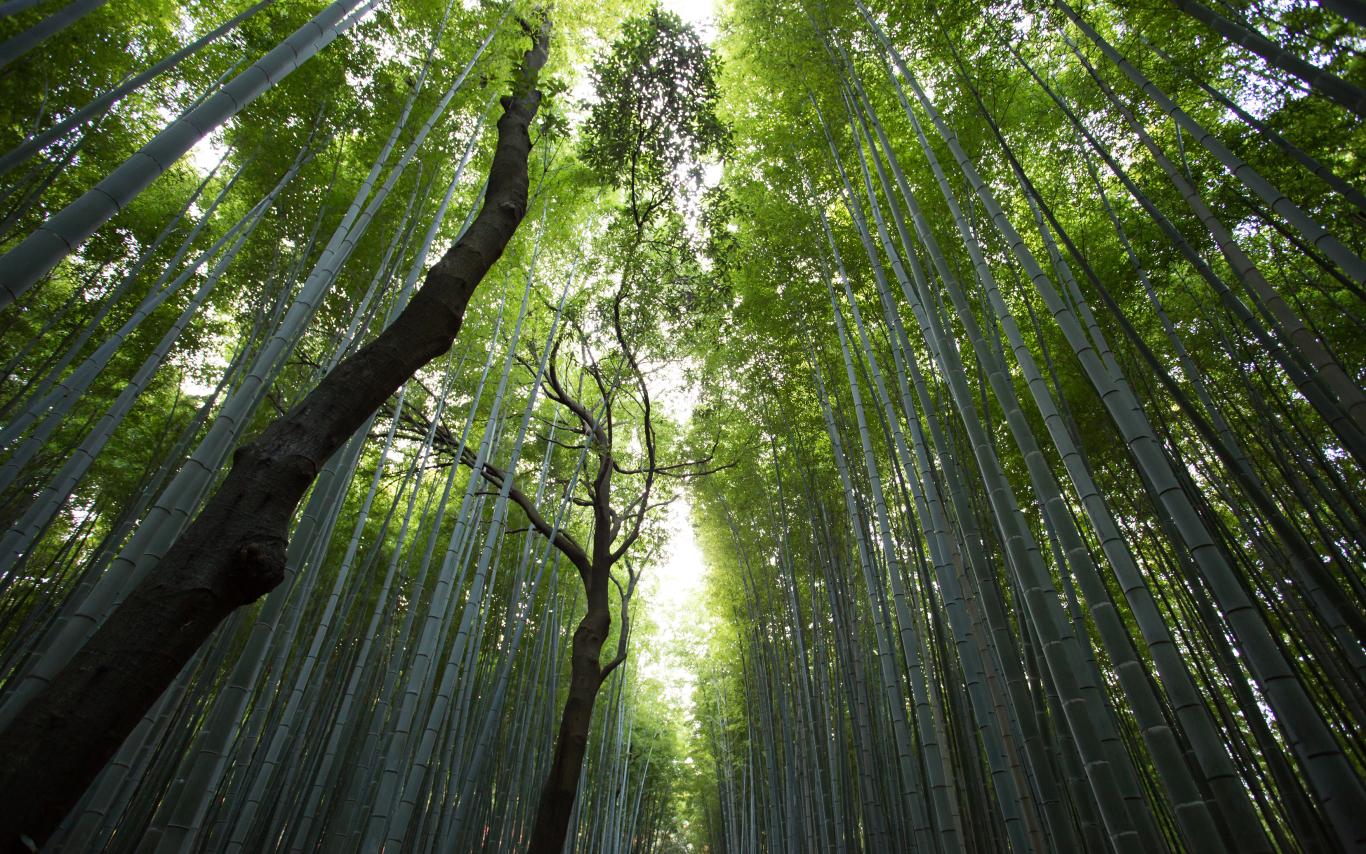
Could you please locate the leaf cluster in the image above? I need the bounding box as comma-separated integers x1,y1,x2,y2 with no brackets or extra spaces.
580,5,729,208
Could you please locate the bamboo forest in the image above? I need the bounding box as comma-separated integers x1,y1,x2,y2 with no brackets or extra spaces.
2,0,1366,850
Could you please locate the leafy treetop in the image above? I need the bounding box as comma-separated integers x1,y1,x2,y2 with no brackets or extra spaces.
582,5,729,227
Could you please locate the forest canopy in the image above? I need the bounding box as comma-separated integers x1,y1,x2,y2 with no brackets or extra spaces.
0,0,1363,851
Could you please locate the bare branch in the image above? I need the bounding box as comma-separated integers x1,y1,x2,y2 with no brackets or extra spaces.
612,455,735,478
536,432,586,451
546,336,609,445
654,458,739,479
457,447,593,582
598,561,639,684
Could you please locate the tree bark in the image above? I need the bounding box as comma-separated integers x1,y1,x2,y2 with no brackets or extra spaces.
0,23,550,852
529,577,612,853
518,288,657,852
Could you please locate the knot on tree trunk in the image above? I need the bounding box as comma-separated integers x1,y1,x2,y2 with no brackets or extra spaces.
228,540,286,606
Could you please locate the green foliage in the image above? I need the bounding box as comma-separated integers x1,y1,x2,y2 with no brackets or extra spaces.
582,5,728,211
3,0,1366,848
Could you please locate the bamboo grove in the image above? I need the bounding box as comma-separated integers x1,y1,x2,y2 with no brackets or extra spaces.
0,0,1362,852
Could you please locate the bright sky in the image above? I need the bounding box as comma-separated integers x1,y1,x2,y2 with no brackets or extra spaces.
636,497,712,712
661,0,719,38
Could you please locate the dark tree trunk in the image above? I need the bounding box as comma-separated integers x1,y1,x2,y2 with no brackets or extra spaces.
528,576,612,853
0,24,550,852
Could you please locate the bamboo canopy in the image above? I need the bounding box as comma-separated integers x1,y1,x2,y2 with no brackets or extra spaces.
0,0,1362,850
